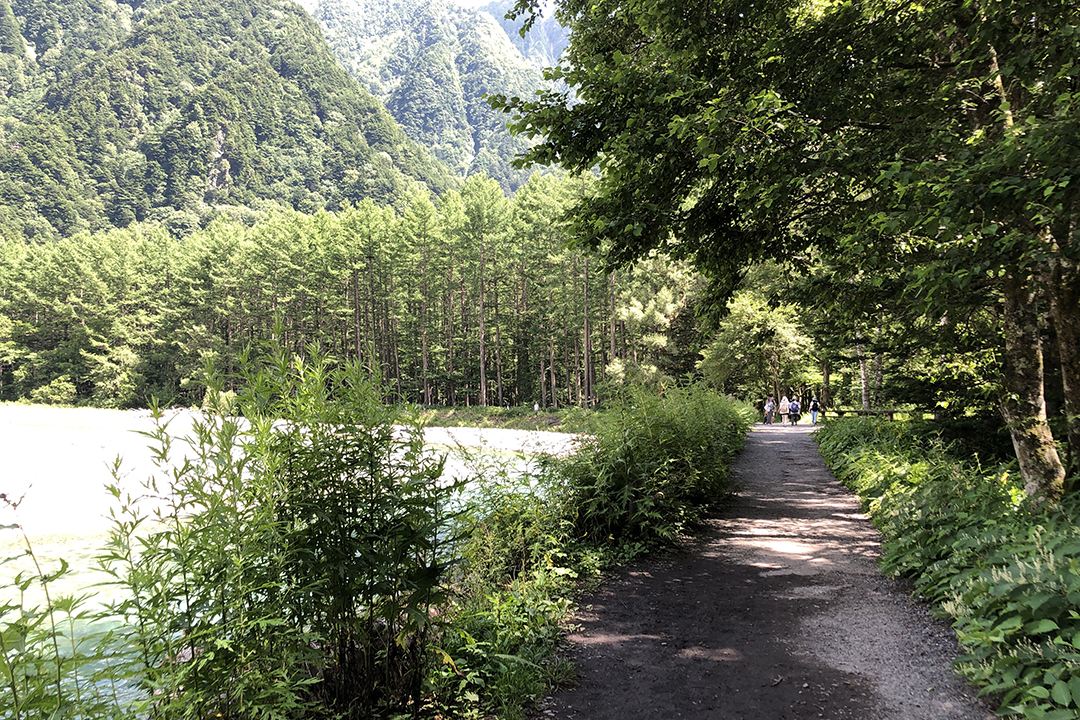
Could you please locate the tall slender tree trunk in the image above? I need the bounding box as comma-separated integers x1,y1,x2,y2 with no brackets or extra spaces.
873,352,883,408
447,287,455,406
494,284,504,406
574,337,582,406
548,291,558,409
856,335,871,411
565,340,572,407
540,359,547,408
479,252,487,406
549,335,558,410
352,269,362,362
1001,271,1065,502
609,271,617,374
821,360,830,409
583,257,592,405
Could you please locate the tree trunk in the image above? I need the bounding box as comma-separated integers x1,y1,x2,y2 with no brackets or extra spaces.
1047,251,1080,477
856,335,871,411
549,291,558,409
540,358,547,408
479,259,487,406
1001,271,1065,502
873,352,883,408
447,287,455,406
609,271,617,371
352,268,362,362
494,284,504,407
821,360,830,409
583,257,592,406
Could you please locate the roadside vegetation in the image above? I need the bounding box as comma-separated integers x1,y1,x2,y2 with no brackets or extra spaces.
817,417,1080,720
0,341,752,719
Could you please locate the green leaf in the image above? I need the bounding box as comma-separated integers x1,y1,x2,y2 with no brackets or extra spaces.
1025,619,1061,634
1051,680,1072,706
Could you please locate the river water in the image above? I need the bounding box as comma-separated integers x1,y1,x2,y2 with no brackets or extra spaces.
0,405,580,602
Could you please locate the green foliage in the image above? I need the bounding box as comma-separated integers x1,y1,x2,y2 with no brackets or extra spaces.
698,290,814,400
0,498,124,720
816,418,1080,718
307,0,554,192
26,374,75,404
1,376,750,719
94,339,458,718
434,383,749,716
0,0,456,238
554,384,752,544
499,0,1080,500
0,173,699,412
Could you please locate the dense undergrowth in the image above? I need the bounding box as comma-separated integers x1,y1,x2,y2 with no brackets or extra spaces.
0,341,752,719
816,417,1080,720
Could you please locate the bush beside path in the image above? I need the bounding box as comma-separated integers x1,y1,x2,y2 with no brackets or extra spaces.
541,424,995,720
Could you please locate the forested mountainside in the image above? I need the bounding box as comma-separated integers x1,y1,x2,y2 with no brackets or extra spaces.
0,0,455,240
477,0,567,70
296,0,565,191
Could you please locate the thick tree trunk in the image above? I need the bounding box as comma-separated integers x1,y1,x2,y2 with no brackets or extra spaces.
1001,271,1065,502
1047,252,1080,477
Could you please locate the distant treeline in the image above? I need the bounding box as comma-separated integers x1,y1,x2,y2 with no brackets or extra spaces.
0,172,703,408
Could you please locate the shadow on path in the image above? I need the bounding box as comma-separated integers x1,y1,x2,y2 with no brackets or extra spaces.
542,424,995,720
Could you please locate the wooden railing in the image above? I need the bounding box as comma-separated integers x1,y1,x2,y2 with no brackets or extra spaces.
822,408,908,421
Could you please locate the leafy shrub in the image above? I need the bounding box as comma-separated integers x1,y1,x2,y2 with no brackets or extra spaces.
816,417,1080,719
433,384,751,717
7,340,459,720
552,384,751,545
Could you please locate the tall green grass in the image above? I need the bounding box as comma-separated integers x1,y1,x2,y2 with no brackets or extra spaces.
817,417,1080,719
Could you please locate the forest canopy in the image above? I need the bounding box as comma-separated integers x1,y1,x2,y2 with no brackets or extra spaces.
496,0,1080,500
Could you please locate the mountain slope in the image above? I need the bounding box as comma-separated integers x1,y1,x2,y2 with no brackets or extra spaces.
298,0,564,191
0,0,455,238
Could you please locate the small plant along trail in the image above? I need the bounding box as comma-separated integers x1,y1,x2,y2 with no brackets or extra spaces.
542,424,996,720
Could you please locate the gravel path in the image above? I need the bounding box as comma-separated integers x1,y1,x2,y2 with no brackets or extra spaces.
539,424,997,720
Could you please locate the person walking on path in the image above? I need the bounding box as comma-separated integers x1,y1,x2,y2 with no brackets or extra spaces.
763,396,775,424
542,425,994,720
809,397,821,424
788,397,801,425
778,395,790,425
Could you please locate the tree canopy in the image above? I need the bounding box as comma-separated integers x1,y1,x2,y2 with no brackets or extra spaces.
496,0,1080,500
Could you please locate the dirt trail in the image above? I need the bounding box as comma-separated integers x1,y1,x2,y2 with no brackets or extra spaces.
539,424,996,720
